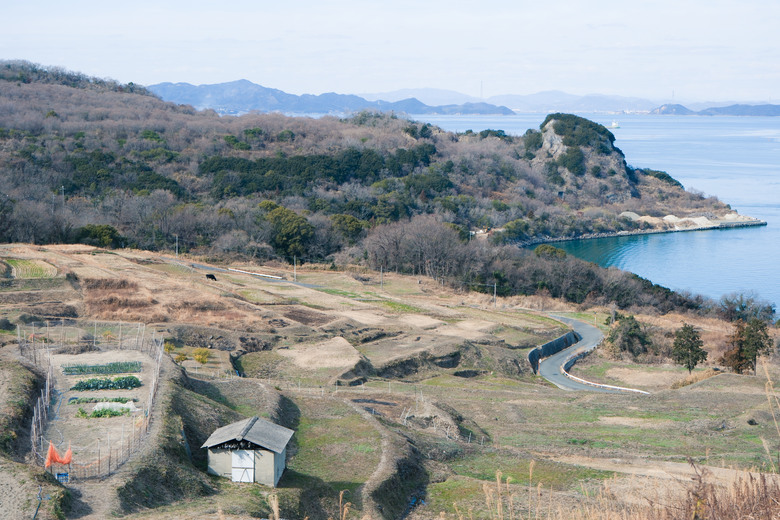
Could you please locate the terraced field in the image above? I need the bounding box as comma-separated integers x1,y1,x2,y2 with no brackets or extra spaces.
0,244,778,520
4,258,58,278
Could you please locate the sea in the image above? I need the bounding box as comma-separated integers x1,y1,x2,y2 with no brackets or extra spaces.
416,113,780,310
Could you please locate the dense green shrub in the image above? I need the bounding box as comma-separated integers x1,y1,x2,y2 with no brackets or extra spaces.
491,219,531,245
637,168,684,188
542,113,617,150
523,129,543,154
139,147,179,162
534,244,567,259
64,150,184,197
141,129,163,142
403,172,453,197
263,205,315,260
478,129,512,141
557,146,585,176
607,315,652,357
205,145,435,198
224,135,250,150
72,224,124,248
545,163,565,186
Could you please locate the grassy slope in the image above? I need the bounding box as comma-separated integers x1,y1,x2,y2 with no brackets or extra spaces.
0,353,71,519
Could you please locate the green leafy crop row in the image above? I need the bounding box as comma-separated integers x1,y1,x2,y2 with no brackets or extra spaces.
70,375,142,391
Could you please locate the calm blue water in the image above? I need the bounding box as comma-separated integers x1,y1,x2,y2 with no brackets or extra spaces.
417,114,780,308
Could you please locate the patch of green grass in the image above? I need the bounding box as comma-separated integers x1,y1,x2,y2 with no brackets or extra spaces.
235,351,287,379
451,451,614,490
237,289,276,303
490,325,541,347
421,374,530,392
299,302,329,310
561,311,610,331
569,360,618,381
0,278,66,292
286,400,381,493
4,258,56,278
316,287,362,299
424,476,485,515
379,300,424,313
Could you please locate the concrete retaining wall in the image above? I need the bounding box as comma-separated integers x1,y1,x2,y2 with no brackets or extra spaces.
527,331,581,374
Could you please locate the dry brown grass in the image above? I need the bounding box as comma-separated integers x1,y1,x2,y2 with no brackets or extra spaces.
439,465,780,520
82,278,138,291
670,368,721,389
83,278,154,318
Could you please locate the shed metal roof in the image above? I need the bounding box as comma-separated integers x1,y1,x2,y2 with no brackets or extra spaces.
201,416,294,454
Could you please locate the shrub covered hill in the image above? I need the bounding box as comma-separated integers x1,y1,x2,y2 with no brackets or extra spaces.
0,61,732,311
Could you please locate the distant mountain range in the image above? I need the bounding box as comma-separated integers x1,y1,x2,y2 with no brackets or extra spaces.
363,89,660,113
147,80,514,116
651,103,780,116
147,80,780,117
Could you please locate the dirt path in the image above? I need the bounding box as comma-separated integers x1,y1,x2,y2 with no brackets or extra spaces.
64,474,124,519
346,399,397,518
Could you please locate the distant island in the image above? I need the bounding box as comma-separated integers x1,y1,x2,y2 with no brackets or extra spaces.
147,79,515,116
651,103,780,116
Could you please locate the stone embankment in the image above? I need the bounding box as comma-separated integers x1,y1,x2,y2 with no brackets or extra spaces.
518,211,766,247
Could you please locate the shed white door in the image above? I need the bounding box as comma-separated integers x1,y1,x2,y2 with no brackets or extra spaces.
231,450,254,482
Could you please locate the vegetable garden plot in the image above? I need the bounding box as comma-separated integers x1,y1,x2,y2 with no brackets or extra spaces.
62,361,142,375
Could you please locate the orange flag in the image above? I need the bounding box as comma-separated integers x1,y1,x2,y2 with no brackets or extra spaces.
45,441,56,468
61,445,72,465
44,441,72,467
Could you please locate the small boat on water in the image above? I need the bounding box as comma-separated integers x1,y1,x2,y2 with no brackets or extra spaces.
610,121,620,129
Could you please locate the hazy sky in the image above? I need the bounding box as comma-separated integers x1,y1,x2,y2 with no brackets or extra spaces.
3,0,778,102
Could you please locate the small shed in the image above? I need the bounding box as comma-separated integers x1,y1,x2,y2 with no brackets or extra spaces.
201,416,294,487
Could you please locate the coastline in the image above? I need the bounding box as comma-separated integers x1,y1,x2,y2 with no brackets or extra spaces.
518,216,767,248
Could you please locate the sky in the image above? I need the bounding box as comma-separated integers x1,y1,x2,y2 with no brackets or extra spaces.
3,0,779,102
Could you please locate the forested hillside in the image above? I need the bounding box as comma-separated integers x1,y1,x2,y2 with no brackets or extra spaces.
0,61,729,311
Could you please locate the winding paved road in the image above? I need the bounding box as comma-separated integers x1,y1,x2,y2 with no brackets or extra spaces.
538,315,625,393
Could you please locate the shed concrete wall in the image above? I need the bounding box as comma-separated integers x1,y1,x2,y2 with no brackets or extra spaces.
274,446,286,486
253,448,276,486
207,448,233,479
207,447,285,487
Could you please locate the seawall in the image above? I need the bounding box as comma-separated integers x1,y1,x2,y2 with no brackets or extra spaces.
519,218,767,248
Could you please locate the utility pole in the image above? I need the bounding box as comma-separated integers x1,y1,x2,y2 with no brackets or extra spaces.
493,281,497,308
175,235,178,257
293,256,297,282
